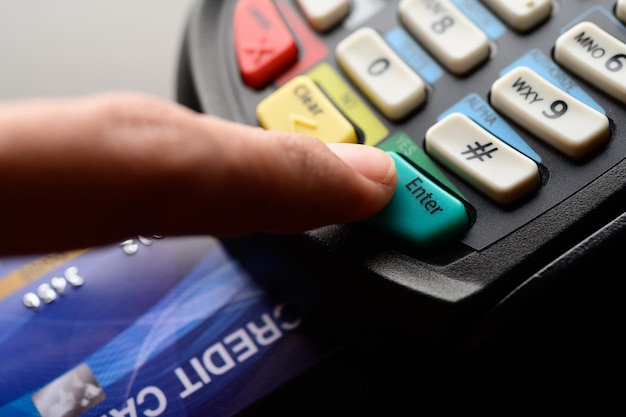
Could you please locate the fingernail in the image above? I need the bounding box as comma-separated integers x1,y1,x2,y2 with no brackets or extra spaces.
327,143,396,186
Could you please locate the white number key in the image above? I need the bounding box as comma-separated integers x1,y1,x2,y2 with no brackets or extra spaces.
490,66,610,159
555,21,626,105
480,0,552,32
336,27,427,120
617,0,626,24
296,0,350,32
399,0,490,75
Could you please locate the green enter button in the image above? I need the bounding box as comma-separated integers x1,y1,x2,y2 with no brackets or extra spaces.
367,152,470,248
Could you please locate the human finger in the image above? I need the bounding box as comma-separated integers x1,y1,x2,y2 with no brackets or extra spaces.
0,93,397,254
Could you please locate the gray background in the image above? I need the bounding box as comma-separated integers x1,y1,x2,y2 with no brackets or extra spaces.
0,0,197,101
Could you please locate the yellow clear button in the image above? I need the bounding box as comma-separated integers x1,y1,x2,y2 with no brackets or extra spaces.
256,75,358,144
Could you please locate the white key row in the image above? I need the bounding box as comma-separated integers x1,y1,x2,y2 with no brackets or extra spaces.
334,27,614,203
299,0,557,79
426,64,611,205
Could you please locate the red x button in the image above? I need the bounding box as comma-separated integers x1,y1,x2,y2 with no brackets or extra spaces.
234,0,298,89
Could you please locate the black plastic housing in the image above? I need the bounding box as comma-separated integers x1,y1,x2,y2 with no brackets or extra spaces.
176,0,626,408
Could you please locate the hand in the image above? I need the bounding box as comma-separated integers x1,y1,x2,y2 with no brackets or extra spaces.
0,93,397,255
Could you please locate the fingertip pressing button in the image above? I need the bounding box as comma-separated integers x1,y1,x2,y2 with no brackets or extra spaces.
367,152,470,248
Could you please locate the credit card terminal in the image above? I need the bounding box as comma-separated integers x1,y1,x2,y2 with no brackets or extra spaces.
177,0,626,383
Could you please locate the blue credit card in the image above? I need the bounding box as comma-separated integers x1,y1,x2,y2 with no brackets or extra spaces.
0,237,334,417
